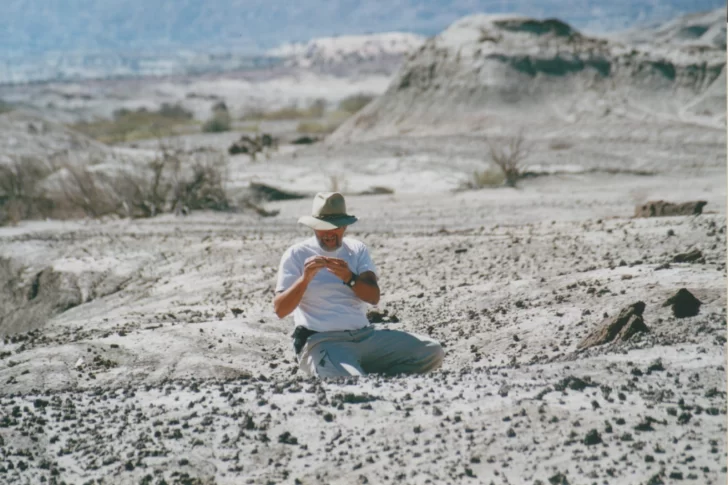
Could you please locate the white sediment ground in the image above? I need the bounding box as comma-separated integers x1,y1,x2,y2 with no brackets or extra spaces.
0,9,725,485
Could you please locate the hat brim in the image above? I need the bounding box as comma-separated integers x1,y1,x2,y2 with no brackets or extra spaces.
298,215,358,230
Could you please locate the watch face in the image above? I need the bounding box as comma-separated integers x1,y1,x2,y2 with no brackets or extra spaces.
349,279,356,287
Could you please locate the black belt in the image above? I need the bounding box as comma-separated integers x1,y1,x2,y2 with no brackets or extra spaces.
292,326,318,355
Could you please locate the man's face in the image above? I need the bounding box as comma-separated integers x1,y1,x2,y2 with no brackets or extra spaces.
314,226,347,251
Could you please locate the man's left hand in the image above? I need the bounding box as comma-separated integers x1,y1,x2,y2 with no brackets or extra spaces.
323,257,352,282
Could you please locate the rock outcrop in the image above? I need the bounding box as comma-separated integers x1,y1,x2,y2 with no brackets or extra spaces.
663,288,702,318
634,200,707,218
578,302,649,349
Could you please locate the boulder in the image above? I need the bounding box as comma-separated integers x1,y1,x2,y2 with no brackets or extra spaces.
358,186,395,196
577,302,648,349
291,135,319,145
247,182,306,202
672,249,705,263
663,288,702,318
634,200,707,218
228,133,278,157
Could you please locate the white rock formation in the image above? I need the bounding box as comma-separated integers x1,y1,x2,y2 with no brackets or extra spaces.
329,10,726,143
268,32,426,76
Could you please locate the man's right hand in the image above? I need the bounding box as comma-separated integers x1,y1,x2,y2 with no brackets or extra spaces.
275,256,326,319
303,256,327,281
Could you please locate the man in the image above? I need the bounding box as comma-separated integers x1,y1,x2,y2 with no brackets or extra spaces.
274,192,444,378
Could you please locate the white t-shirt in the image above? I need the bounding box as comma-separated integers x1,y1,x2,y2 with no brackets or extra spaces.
275,236,378,332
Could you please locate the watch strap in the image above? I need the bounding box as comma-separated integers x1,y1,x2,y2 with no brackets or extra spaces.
345,273,358,287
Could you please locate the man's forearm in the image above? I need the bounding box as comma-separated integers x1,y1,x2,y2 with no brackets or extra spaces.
351,273,380,305
274,276,310,318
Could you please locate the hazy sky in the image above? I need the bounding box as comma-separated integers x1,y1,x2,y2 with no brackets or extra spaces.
2,0,724,56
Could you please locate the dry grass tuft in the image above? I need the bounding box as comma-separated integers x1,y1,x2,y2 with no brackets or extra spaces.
469,168,506,188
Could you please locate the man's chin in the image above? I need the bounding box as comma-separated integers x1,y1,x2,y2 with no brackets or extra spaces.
317,240,341,252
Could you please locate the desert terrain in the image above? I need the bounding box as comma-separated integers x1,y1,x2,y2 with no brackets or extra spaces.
0,9,725,485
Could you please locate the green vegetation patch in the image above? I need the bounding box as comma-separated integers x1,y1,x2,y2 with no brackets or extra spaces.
71,103,196,144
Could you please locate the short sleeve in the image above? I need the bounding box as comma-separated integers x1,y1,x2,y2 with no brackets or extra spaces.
356,245,378,276
275,249,302,293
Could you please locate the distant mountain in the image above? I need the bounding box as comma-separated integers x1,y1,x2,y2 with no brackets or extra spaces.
267,33,426,76
2,0,724,58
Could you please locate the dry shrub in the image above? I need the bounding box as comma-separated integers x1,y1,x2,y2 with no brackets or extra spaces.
487,132,530,188
58,164,121,218
171,154,230,213
202,103,232,133
202,112,231,133
2,148,233,224
114,156,172,218
118,146,231,216
0,157,54,225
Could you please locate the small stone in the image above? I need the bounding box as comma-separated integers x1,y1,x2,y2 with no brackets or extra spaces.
584,429,602,446
278,431,298,445
647,359,665,373
548,472,570,485
677,412,692,425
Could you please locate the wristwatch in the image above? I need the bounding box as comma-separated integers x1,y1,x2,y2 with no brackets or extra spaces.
344,273,358,288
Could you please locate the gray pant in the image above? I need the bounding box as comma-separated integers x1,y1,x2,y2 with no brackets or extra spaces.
297,326,445,378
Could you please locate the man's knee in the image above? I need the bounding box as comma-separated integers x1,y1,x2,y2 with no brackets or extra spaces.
386,338,444,375
421,340,445,371
299,341,364,378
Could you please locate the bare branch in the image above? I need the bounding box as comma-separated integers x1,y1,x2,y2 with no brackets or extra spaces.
486,131,530,188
